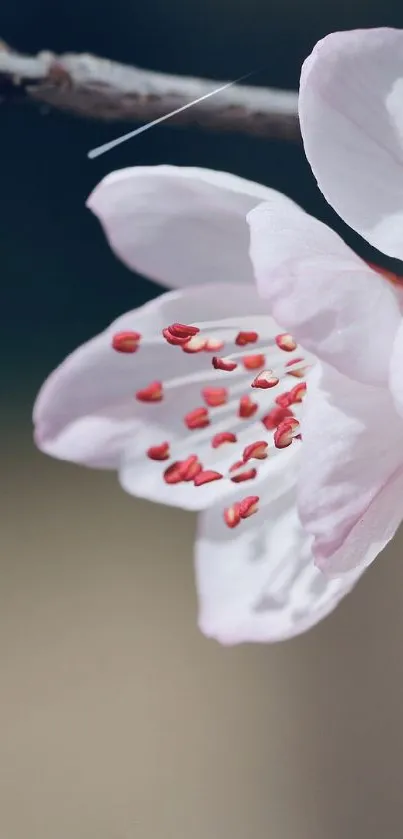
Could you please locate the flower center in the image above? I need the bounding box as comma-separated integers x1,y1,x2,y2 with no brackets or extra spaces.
112,316,311,528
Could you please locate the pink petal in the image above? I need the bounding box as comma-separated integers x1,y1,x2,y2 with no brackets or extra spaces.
33,282,265,510
195,450,363,644
87,165,292,288
389,319,403,418
298,363,403,576
300,28,403,260
248,199,400,385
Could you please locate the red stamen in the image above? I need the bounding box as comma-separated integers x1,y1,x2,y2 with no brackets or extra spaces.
285,357,309,378
146,442,170,461
238,495,260,518
243,354,266,370
287,366,308,379
162,328,189,346
163,462,184,484
235,331,259,346
288,382,307,403
184,407,210,430
231,468,257,483
179,455,203,481
261,406,293,430
223,495,259,527
212,356,238,372
201,386,228,407
275,333,297,352
112,331,141,353
167,323,200,339
243,441,268,462
285,357,304,367
275,392,293,408
194,469,223,486
229,460,244,473
224,503,241,528
212,431,237,448
136,381,163,402
251,369,280,389
274,418,300,449
238,395,258,419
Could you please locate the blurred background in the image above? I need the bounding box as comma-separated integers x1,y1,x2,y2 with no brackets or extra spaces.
2,2,403,837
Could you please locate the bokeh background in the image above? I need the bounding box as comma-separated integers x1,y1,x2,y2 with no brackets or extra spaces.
2,2,403,837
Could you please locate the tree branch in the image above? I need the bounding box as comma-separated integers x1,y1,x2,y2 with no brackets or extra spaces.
0,41,300,141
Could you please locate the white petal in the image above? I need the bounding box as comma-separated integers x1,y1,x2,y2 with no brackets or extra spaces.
300,28,403,260
299,363,403,576
389,319,403,418
248,198,400,385
195,451,363,644
87,165,297,288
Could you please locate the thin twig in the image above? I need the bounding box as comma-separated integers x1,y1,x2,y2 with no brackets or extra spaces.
0,41,300,141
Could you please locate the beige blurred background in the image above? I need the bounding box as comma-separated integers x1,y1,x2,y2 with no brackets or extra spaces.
2,407,403,839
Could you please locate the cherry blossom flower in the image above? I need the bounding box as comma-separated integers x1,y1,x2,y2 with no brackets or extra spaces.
34,165,372,644
247,27,403,588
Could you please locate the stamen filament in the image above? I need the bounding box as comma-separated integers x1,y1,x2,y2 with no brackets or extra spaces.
162,356,304,392
184,316,272,334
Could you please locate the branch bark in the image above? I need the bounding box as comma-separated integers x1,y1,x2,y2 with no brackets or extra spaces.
0,41,300,141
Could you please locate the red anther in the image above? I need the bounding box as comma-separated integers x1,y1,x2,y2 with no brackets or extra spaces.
261,406,293,430
242,441,268,462
243,354,266,370
230,468,257,483
275,392,293,408
212,356,238,372
238,395,258,419
251,369,280,389
181,336,207,353
112,331,141,353
167,323,200,339
235,331,259,346
224,495,259,526
211,432,237,448
179,455,203,481
136,381,163,402
229,460,244,473
238,495,260,519
163,462,184,484
274,417,300,449
184,407,210,430
224,503,241,528
287,366,308,379
288,382,307,403
162,328,188,346
285,357,309,378
204,338,225,352
285,357,304,367
275,333,297,352
201,386,228,407
194,469,223,486
146,441,170,461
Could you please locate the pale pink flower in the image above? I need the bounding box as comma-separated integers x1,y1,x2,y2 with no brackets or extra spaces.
34,165,376,644
247,26,403,587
